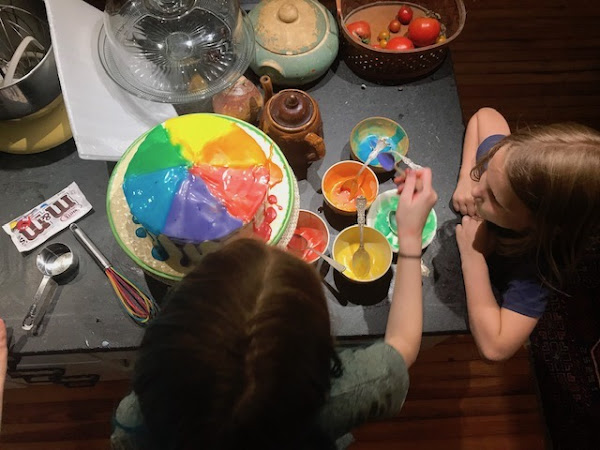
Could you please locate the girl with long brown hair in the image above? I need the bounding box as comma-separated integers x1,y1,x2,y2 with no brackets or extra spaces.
111,168,438,449
453,107,600,361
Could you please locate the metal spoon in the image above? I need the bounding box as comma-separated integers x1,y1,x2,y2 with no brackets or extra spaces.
352,196,371,278
378,150,423,172
340,138,388,198
289,233,347,273
22,243,78,331
387,210,398,235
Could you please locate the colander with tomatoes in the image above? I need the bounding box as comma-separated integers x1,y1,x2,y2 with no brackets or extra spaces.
335,0,466,82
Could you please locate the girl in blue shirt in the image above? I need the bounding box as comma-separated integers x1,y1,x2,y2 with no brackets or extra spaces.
452,107,600,361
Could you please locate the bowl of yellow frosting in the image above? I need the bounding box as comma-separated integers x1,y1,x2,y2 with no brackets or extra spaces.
332,225,392,283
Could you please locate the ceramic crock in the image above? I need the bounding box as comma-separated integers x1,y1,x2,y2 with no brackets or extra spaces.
248,0,339,86
259,75,325,179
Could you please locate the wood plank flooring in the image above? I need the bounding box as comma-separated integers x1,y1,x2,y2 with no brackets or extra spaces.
348,336,546,449
451,0,600,130
0,336,546,449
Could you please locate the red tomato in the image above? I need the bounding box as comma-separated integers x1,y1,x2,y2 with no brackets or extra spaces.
346,21,371,43
407,17,441,47
386,36,414,51
397,5,413,25
388,19,401,33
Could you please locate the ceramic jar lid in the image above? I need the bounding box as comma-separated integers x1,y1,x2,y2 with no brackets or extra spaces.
270,91,314,128
252,0,326,56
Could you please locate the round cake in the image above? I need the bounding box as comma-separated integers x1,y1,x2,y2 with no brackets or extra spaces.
107,114,298,282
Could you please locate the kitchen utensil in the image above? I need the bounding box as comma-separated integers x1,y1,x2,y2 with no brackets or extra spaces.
352,196,370,278
99,0,255,104
248,0,339,86
336,0,466,83
322,160,378,215
0,1,61,120
340,137,387,197
259,74,325,179
378,149,423,172
22,242,78,331
350,116,409,172
0,93,71,154
289,233,346,273
332,224,392,283
366,189,438,252
70,223,158,325
387,210,398,234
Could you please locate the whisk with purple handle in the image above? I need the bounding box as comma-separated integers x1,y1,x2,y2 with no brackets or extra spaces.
70,223,158,324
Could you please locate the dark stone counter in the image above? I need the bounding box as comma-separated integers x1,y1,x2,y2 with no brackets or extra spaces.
0,57,467,357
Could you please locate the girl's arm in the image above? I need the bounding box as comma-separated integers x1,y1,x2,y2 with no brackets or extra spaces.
453,108,511,217
457,216,539,361
385,169,438,368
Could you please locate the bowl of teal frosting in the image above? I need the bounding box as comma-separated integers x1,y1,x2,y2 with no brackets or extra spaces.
350,117,409,173
366,189,437,252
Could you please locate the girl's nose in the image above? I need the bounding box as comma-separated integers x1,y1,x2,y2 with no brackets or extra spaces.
471,183,483,199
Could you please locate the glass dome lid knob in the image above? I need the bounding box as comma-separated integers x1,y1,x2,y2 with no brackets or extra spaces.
143,0,195,17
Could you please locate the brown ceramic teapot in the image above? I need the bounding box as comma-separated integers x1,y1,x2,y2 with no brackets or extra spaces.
259,75,325,178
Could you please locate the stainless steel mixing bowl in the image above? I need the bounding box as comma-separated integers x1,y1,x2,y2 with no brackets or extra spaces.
0,0,61,120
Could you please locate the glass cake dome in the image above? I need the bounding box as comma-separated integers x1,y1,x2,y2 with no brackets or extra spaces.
98,0,255,104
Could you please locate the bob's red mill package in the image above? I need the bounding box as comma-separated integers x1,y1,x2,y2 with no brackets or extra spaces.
3,182,92,253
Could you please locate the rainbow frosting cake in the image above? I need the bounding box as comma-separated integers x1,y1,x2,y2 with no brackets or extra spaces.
107,114,297,282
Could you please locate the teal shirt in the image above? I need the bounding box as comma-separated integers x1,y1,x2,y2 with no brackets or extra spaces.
111,341,409,449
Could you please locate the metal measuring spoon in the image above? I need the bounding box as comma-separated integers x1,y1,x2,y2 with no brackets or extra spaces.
22,243,78,331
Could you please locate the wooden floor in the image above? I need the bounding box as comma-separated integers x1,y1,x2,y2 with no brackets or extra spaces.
452,0,600,131
3,0,599,448
349,336,546,449
0,336,546,449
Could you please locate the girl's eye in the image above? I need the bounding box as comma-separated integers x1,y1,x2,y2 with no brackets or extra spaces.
488,189,500,207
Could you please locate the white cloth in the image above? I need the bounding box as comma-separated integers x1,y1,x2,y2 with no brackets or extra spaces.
44,0,176,161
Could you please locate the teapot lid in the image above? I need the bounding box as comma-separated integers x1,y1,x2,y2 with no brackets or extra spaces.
251,0,326,56
270,90,314,128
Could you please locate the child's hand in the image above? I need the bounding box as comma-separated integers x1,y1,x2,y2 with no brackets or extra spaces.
455,215,495,259
394,168,438,242
452,174,478,217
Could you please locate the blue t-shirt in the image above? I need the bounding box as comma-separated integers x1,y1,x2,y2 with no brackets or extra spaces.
476,134,549,319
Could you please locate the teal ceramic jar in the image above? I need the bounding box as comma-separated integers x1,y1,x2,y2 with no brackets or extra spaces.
248,0,339,86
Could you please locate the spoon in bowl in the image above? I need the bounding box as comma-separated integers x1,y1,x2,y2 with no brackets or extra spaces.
352,196,371,278
340,138,389,198
289,233,347,273
378,149,423,173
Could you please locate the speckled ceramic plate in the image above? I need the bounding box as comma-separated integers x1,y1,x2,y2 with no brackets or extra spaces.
366,189,437,252
106,114,298,283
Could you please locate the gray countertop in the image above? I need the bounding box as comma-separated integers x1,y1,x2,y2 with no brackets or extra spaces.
0,57,468,357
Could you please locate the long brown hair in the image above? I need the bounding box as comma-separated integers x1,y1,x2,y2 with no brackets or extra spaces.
472,123,600,288
132,239,339,449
